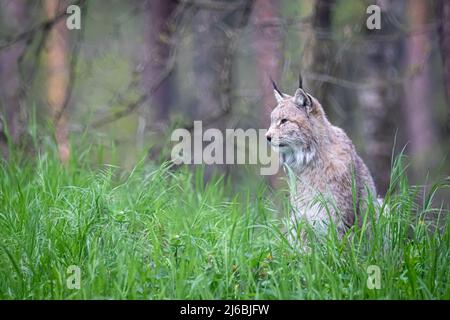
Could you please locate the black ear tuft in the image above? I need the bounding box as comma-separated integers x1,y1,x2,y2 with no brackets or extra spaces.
270,76,283,97
299,73,303,89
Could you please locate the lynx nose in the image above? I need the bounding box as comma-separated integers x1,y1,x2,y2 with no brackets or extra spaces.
266,134,272,142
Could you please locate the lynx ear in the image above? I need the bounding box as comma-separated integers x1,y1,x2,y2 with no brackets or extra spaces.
271,78,284,104
293,88,311,109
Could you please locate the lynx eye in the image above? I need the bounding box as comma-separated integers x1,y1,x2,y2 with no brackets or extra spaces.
280,119,288,125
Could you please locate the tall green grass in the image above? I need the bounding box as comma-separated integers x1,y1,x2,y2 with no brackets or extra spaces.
0,147,449,299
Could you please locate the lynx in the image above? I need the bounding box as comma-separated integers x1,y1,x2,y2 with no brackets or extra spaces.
266,76,377,238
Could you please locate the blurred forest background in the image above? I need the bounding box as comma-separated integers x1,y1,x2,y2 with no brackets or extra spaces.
0,0,449,200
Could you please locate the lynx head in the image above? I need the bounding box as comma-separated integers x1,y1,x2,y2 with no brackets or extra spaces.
265,75,326,169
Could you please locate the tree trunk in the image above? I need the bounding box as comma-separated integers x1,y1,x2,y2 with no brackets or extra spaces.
356,1,404,195
404,0,436,167
139,0,178,160
250,0,283,186
44,0,71,163
250,0,284,127
0,0,27,155
303,0,335,108
141,0,178,131
192,1,252,121
437,0,450,138
191,1,253,180
192,8,229,121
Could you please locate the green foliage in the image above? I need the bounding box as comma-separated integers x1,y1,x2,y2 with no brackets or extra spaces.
0,147,449,299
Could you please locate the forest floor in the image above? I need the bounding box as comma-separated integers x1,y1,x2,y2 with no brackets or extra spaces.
0,146,449,299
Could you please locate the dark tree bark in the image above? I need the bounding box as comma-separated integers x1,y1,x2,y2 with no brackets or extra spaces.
250,0,284,127
192,1,253,122
356,1,404,195
303,0,335,107
192,8,229,121
437,0,450,138
141,0,178,132
191,1,253,180
0,0,27,153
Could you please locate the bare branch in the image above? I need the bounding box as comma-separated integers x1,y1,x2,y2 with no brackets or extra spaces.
184,0,254,131
0,0,87,51
303,65,427,91
91,2,195,128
